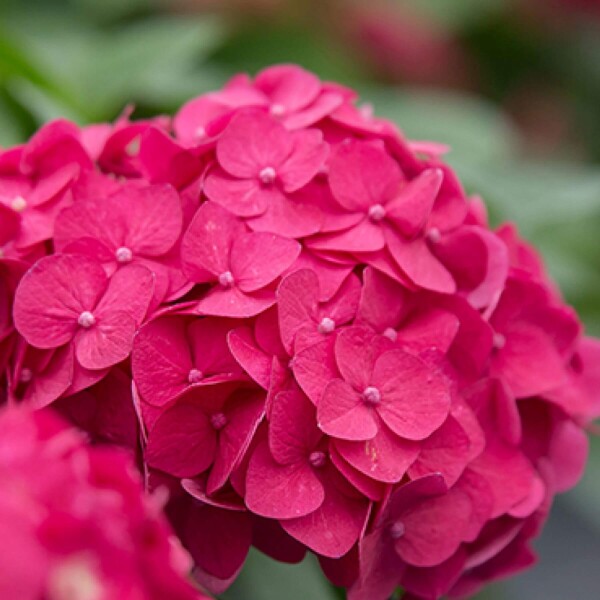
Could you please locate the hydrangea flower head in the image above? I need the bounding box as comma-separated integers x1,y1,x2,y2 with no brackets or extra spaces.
0,405,209,600
1,63,599,600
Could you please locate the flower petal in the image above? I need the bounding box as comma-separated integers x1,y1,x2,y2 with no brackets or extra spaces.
318,379,378,441
373,349,451,441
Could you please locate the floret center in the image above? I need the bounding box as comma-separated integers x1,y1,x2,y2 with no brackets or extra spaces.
115,246,133,263
368,204,386,222
362,386,381,406
389,520,405,540
493,333,506,350
318,317,335,334
188,368,204,384
383,327,398,342
78,311,96,328
11,196,27,212
218,271,235,288
270,103,285,117
427,227,441,243
210,412,227,431
309,451,326,468
259,166,277,184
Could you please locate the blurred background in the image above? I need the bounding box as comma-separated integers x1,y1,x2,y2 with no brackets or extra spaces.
1,0,598,598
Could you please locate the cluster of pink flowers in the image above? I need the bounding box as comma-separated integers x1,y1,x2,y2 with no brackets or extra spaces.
1,64,599,599
0,406,207,600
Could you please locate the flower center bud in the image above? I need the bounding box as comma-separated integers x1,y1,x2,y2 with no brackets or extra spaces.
308,451,326,468
195,126,207,140
259,166,277,185
427,227,441,243
20,368,33,383
210,412,227,431
218,271,234,288
368,204,386,222
317,317,335,334
78,311,96,328
270,103,285,117
317,164,329,177
11,196,27,212
493,333,506,350
383,327,398,342
362,386,381,406
115,246,133,263
188,368,204,384
389,520,405,540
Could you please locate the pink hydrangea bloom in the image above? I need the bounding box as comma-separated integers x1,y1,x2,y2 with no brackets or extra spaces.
1,63,598,600
0,405,209,600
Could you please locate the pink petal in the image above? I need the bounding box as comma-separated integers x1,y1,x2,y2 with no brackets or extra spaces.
95,263,154,325
329,444,385,502
307,219,386,253
204,169,278,217
232,232,300,292
279,129,328,192
245,441,324,519
145,401,216,477
356,267,408,333
181,505,252,580
492,323,567,398
54,194,124,253
292,337,339,404
13,254,107,349
197,286,276,318
290,249,354,302
469,443,535,518
216,110,293,177
208,390,265,494
247,188,323,238
138,127,205,189
328,140,401,212
335,326,393,392
22,344,74,408
227,327,272,389
188,317,241,375
0,204,19,246
318,272,362,329
349,529,404,600
397,309,460,355
281,477,369,558
386,233,456,294
131,316,192,406
284,90,344,129
277,269,320,355
336,423,420,483
255,64,321,114
408,416,471,487
386,169,443,238
318,379,378,441
395,486,472,567
75,310,137,370
372,349,451,441
269,390,321,464
181,201,243,280
434,225,508,310
252,517,307,564
114,183,183,256
548,419,589,492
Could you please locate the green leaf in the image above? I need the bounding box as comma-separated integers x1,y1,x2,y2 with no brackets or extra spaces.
219,549,339,600
0,10,226,121
0,95,25,146
400,0,509,31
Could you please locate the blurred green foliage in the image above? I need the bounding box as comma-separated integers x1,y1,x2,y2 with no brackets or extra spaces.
0,1,598,599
